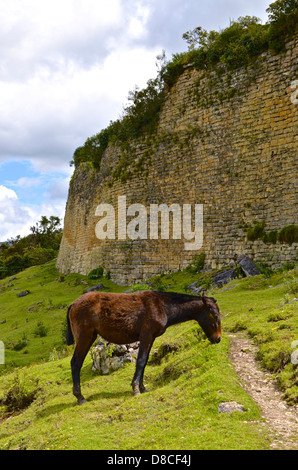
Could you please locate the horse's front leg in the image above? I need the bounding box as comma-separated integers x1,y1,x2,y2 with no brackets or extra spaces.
132,335,154,396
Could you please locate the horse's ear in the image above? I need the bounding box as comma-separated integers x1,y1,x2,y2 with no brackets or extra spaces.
201,290,207,302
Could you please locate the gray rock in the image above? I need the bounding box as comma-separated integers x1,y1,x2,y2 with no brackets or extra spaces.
91,338,139,374
220,284,239,292
212,269,236,287
86,283,104,292
237,255,260,277
187,281,205,295
17,290,30,298
218,402,245,413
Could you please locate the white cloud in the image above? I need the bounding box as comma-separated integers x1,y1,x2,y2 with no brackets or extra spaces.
0,185,33,240
0,0,124,79
0,0,161,173
0,185,18,201
11,177,43,189
128,3,150,39
0,0,270,174
0,0,272,240
0,45,160,172
0,183,66,241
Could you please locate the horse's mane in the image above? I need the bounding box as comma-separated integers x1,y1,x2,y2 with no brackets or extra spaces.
156,291,217,304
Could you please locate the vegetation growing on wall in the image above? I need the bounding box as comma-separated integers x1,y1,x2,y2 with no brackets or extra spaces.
70,77,165,169
246,222,298,245
70,0,298,170
163,0,297,87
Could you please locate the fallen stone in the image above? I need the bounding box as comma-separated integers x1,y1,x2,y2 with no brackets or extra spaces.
218,401,245,413
187,281,204,295
220,284,239,292
212,269,236,287
237,255,260,277
91,338,139,374
17,290,30,298
86,283,104,292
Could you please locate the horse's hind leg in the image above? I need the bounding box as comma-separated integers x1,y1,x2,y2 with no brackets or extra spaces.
71,331,97,405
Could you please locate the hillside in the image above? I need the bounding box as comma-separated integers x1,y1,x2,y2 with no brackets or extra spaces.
0,261,297,450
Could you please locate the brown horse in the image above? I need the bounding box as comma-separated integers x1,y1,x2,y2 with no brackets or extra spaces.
66,290,221,404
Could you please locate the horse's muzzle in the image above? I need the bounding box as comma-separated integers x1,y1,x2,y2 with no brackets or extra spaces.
209,335,221,344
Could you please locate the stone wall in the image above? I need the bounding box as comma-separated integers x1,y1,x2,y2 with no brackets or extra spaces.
57,35,298,284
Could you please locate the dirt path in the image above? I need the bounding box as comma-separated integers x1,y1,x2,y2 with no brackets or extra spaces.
228,333,298,450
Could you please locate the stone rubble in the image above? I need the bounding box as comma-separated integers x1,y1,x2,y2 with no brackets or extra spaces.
91,338,139,375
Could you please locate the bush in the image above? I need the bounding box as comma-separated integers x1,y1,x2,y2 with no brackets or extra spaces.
71,78,165,169
0,372,39,413
0,261,7,279
24,247,56,267
12,335,28,351
262,230,278,244
286,272,298,296
33,321,48,338
266,0,298,52
0,215,62,279
277,225,298,245
255,262,274,278
4,254,28,277
257,342,291,373
88,266,104,279
248,224,298,245
186,253,206,273
246,222,266,241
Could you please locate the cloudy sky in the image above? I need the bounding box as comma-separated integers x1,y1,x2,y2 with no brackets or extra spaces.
0,0,270,241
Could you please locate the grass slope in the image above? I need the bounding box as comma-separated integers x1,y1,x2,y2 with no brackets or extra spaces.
0,261,297,450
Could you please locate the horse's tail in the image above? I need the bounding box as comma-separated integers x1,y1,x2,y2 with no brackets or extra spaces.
66,304,74,345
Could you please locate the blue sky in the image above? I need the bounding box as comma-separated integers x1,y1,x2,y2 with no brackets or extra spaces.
0,160,70,240
1,161,68,205
0,0,270,241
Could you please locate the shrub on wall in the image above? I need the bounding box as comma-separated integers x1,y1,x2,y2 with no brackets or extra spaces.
246,223,298,245
277,225,298,245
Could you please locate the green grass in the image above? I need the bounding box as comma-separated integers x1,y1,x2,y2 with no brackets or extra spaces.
216,269,298,405
0,261,297,450
0,326,268,450
0,261,127,369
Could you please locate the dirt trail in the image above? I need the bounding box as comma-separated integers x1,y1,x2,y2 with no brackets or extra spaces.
228,333,298,450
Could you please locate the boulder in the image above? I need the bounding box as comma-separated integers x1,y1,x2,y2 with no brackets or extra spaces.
86,283,104,292
218,401,245,413
187,281,204,295
237,255,260,277
17,290,30,298
212,269,236,287
91,338,139,374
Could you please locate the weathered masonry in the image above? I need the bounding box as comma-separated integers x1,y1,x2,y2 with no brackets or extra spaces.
57,35,298,284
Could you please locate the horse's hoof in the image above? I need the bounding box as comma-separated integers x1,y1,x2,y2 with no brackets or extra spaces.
140,386,148,394
132,385,141,396
77,397,87,405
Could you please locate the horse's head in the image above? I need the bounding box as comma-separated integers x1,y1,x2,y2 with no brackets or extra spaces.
197,293,221,344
